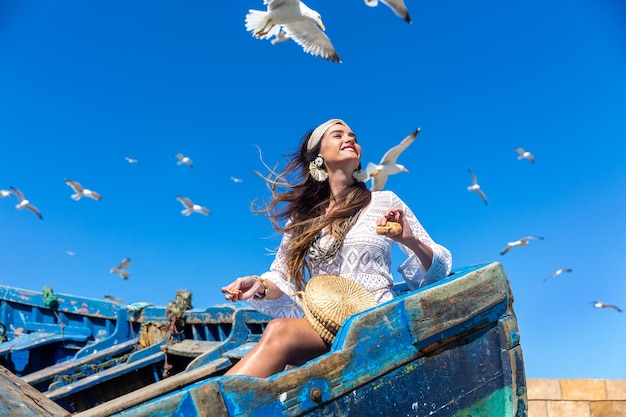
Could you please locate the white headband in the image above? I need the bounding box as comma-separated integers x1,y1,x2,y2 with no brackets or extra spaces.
306,119,349,152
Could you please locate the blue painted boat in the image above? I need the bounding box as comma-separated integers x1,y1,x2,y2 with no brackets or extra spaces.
0,262,528,416
0,285,134,377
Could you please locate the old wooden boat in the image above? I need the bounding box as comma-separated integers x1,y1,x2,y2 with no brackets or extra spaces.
1,261,528,416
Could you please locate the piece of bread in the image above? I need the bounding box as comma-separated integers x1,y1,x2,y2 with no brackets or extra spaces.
375,221,402,236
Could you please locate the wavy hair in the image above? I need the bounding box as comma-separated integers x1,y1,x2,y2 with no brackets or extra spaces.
254,128,371,292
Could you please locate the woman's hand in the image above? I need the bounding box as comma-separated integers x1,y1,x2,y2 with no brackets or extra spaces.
221,275,265,302
376,209,413,243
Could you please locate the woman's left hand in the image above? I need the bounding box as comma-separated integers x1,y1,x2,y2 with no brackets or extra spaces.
376,209,413,243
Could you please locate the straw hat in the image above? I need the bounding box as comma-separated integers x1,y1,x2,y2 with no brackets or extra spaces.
301,274,377,344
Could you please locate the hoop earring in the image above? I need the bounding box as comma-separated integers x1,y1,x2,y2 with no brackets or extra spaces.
309,155,328,182
352,168,369,183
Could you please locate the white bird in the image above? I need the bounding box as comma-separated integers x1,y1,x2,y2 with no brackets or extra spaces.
104,295,127,305
0,189,13,198
500,236,544,255
230,176,244,183
65,250,76,256
364,0,411,23
124,156,139,164
175,153,194,168
366,128,419,191
110,257,131,280
467,169,488,206
9,186,43,219
245,0,341,63
176,196,211,216
591,301,623,313
270,29,291,45
64,179,102,201
514,147,535,163
543,268,572,282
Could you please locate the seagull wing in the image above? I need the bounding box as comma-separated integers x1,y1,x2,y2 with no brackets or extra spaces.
64,179,83,193
467,169,478,186
476,189,488,205
379,128,419,165
370,172,388,192
26,204,43,219
9,186,25,201
118,257,131,270
514,147,525,156
176,196,194,209
499,245,511,255
380,0,411,22
283,21,341,62
266,0,299,9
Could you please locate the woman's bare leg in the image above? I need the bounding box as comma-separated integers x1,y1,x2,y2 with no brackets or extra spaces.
225,318,329,378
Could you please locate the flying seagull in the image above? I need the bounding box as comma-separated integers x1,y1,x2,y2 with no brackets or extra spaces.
64,179,102,201
65,250,76,256
467,169,488,206
543,268,572,282
499,236,544,255
104,295,127,305
245,0,341,63
364,0,411,23
591,301,623,313
175,153,194,168
230,176,244,183
176,196,211,216
124,156,139,164
366,128,419,191
0,189,13,198
110,257,131,280
514,147,535,163
9,186,42,219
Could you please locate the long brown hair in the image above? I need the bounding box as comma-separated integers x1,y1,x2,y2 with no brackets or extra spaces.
254,127,371,292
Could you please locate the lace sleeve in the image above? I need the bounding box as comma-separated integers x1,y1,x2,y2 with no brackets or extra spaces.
389,192,453,289
247,233,305,319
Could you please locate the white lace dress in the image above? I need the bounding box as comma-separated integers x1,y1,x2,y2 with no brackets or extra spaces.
248,190,452,318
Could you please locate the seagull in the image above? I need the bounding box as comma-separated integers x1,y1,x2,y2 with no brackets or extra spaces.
591,301,623,313
514,147,535,163
499,236,544,255
0,189,13,198
64,179,102,201
543,268,572,282
124,156,139,164
110,257,131,280
270,29,291,45
366,128,419,191
176,196,211,216
65,250,76,256
364,0,411,23
104,295,127,305
467,169,488,206
175,153,194,168
245,0,341,63
230,176,244,183
9,186,43,219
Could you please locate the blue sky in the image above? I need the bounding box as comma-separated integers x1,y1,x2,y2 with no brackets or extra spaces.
1,1,625,380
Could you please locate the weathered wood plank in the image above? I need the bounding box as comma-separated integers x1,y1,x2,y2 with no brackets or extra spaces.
0,364,70,417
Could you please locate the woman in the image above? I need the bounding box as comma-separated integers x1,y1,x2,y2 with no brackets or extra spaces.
221,119,452,377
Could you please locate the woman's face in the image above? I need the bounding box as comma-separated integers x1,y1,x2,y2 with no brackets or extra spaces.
319,123,361,171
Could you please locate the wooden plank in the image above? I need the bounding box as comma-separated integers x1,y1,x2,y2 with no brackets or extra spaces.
165,340,224,358
72,357,232,417
0,364,70,417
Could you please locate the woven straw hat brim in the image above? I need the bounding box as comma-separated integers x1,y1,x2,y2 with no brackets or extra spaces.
302,298,337,345
302,274,378,345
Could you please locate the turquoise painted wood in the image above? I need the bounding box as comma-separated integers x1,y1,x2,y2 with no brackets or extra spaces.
0,285,134,376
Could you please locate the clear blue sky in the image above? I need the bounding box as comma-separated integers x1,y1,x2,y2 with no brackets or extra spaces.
1,1,625,380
